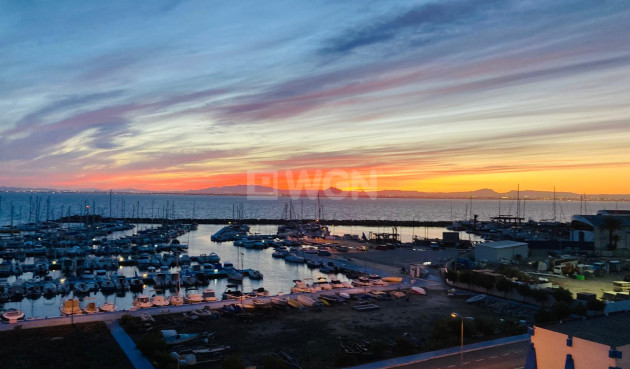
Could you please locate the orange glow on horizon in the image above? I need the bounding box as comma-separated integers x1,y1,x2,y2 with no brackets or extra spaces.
47,163,630,195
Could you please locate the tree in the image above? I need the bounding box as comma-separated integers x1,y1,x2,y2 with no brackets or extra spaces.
496,278,514,297
601,216,622,251
531,289,549,303
587,299,606,312
552,287,573,304
445,269,457,283
458,270,472,286
552,301,572,320
515,283,532,302
476,274,495,292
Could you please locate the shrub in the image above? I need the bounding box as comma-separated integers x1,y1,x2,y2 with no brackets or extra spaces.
496,278,514,297
458,270,471,284
587,299,606,311
119,314,140,334
572,302,587,316
552,287,573,304
534,308,556,324
515,283,532,300
552,301,572,320
531,289,549,303
475,274,495,291
136,329,168,357
445,269,457,283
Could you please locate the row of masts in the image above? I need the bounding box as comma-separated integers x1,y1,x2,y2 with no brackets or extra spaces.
282,195,325,221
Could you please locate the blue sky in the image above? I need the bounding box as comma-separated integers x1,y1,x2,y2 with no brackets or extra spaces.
1,0,630,193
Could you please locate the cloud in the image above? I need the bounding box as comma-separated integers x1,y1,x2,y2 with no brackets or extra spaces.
320,0,506,55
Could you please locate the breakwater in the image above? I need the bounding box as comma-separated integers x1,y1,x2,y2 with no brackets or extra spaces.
58,215,452,228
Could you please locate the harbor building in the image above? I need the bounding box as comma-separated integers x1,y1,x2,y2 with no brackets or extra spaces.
473,240,528,263
571,210,630,257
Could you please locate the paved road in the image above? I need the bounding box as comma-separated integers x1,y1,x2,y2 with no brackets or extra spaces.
392,341,528,369
346,334,530,369
107,320,155,369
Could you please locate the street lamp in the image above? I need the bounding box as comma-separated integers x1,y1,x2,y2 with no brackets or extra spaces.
451,312,474,369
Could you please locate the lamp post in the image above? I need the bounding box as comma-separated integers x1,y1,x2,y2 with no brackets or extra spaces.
451,312,474,369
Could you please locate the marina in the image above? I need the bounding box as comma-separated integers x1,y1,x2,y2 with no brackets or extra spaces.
0,219,418,320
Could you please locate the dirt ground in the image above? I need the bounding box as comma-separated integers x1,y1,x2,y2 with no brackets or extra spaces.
142,284,533,369
0,322,133,369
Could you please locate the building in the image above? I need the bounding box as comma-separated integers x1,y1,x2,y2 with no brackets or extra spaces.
571,210,630,257
473,240,528,262
527,313,630,369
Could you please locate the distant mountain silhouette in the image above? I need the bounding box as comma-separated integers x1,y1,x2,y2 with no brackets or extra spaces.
184,185,630,200
2,185,629,200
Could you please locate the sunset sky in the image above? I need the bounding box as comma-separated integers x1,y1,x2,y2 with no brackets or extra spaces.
2,0,630,194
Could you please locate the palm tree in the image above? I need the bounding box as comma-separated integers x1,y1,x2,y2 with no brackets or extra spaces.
601,216,622,251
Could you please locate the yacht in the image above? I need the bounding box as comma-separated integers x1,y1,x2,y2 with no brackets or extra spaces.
169,295,184,306
133,294,153,309
151,295,170,307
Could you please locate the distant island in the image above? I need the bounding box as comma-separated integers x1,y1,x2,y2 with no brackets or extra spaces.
1,185,629,201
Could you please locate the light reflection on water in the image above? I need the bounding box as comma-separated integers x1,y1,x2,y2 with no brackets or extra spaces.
6,224,446,318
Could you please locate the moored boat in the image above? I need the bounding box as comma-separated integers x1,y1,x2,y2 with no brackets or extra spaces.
152,295,170,307
83,302,99,314
99,301,116,312
133,294,153,309
410,286,426,295
185,293,203,304
60,298,83,315
169,295,184,306
1,308,25,323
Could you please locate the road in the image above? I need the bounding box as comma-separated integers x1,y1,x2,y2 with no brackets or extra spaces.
392,341,528,369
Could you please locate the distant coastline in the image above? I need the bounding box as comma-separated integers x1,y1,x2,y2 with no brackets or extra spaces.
1,185,629,201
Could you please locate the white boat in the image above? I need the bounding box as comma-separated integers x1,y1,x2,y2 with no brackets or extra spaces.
198,289,216,302
169,295,184,306
330,279,345,289
284,253,305,263
410,286,426,295
185,293,203,304
316,277,333,290
290,280,311,293
152,295,170,307
99,302,116,312
296,294,317,307
162,330,200,345
2,308,25,323
60,298,83,315
270,296,289,306
465,294,487,304
338,292,351,300
133,294,153,309
287,298,304,309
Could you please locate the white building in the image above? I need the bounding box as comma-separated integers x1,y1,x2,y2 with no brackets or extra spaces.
527,313,630,369
474,240,528,262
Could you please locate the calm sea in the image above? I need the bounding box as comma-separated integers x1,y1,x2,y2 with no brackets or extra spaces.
1,192,628,226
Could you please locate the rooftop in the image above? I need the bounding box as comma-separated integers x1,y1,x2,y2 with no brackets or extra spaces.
539,312,630,347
